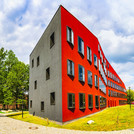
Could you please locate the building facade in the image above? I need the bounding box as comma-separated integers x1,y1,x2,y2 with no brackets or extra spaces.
29,5,127,122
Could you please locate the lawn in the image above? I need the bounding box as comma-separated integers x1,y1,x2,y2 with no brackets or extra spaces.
8,105,134,131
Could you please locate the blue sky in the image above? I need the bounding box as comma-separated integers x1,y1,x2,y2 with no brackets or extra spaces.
0,0,134,89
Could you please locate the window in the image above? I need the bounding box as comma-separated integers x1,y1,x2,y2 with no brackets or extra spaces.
30,100,32,108
32,59,34,68
88,95,93,108
67,59,74,76
46,67,50,80
95,96,99,108
67,26,74,45
34,80,37,89
79,93,85,109
78,65,85,82
94,54,97,67
108,80,110,87
108,64,109,68
108,71,109,77
78,37,84,56
41,101,44,111
95,75,98,87
50,32,55,48
98,44,100,52
113,83,114,88
37,56,40,67
87,47,92,62
108,90,110,97
88,71,92,85
111,81,112,88
100,96,106,108
99,78,106,94
68,93,75,109
50,92,55,105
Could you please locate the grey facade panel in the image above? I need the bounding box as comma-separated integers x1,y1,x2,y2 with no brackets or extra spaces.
29,7,62,122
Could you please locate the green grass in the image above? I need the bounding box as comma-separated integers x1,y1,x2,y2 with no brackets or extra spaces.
8,105,134,131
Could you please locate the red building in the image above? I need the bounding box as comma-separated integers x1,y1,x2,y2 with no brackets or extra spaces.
29,5,127,123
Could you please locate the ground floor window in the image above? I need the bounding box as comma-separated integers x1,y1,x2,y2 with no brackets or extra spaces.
95,96,99,108
88,94,93,108
119,100,127,105
100,96,106,108
79,93,85,109
41,101,44,111
68,93,75,109
50,92,55,105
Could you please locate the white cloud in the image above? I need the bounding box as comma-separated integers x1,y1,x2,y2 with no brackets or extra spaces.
98,30,134,63
111,62,134,89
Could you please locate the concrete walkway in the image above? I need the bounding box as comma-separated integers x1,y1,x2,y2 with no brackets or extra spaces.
0,117,134,134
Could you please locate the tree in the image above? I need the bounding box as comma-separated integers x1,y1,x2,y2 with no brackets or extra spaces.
0,47,29,110
4,61,29,109
127,88,134,104
0,48,7,105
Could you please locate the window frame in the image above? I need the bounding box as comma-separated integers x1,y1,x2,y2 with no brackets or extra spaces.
67,59,74,76
95,95,99,108
88,94,93,109
34,80,37,89
78,64,85,82
68,93,75,109
87,70,92,85
79,93,85,109
67,26,74,45
41,101,44,111
87,46,92,62
94,54,98,68
37,56,40,67
78,36,84,56
32,59,34,68
50,32,55,48
50,92,55,105
46,67,50,80
94,75,98,88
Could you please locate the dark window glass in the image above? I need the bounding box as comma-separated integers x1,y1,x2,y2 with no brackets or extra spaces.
95,96,99,108
68,93,75,108
50,92,55,105
67,27,74,45
34,80,37,89
46,67,50,80
100,96,106,108
30,100,32,108
88,71,92,85
87,47,92,62
88,95,93,108
67,60,74,76
50,32,55,48
79,93,85,109
41,101,44,111
108,90,110,97
32,59,34,68
37,56,40,67
94,54,97,67
95,75,98,87
79,65,85,82
78,37,84,55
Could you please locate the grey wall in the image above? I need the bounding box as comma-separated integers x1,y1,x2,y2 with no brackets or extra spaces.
29,7,62,122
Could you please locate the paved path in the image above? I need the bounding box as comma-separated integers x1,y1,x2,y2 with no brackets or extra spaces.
0,117,134,134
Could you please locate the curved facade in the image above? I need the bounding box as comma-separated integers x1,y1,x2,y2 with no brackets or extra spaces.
29,5,127,123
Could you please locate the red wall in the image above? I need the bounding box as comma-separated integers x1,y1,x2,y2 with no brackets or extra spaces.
61,6,127,122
